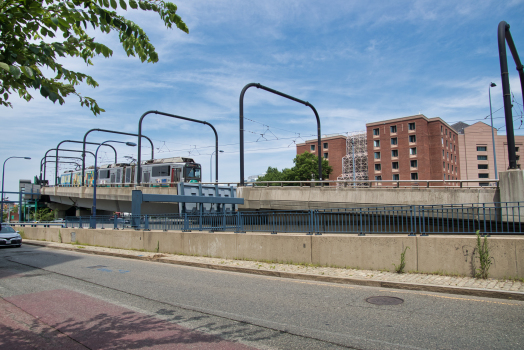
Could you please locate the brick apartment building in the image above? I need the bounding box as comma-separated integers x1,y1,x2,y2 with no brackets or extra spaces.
296,134,347,180
453,121,523,184
366,114,460,183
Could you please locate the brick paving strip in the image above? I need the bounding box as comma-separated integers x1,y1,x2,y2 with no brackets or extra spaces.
25,240,524,301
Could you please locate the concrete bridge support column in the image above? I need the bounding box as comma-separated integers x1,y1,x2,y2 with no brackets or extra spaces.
75,208,91,217
499,169,524,221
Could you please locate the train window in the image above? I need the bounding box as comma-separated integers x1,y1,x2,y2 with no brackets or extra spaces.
152,165,170,177
125,168,131,183
99,170,110,179
116,169,121,183
185,166,201,179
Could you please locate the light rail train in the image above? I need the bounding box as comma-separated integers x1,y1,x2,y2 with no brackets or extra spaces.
59,157,202,187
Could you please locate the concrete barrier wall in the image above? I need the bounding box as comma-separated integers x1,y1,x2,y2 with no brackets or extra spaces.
15,226,524,279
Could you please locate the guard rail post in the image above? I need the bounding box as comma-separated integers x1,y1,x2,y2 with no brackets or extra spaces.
358,208,365,236
307,210,313,235
182,213,190,232
315,210,322,235
144,215,150,231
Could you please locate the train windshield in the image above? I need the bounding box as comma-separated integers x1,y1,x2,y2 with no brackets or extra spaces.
184,165,201,181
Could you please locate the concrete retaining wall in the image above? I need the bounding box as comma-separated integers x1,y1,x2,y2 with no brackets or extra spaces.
16,226,524,279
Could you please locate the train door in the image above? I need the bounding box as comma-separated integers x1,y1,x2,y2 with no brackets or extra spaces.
171,167,181,187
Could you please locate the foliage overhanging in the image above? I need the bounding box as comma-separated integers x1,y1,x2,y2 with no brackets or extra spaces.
0,0,188,115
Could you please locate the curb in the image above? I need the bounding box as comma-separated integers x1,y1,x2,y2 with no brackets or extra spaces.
25,241,524,301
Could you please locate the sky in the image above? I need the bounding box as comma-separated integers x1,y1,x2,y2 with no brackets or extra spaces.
2,0,524,193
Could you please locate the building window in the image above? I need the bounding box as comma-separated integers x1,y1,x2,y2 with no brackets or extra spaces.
393,174,399,180
323,153,328,159
445,129,448,136
391,137,398,145
517,155,521,161
392,150,398,157
455,155,457,162
410,160,417,168
441,125,443,133
447,152,449,159
408,122,416,130
375,164,381,171
477,146,487,152
373,140,380,147
323,142,328,149
478,173,489,179
409,135,416,143
411,173,418,180
443,162,446,170
478,164,488,169
310,145,315,151
453,145,456,152
373,128,379,136
516,147,520,152
441,137,444,145
392,162,399,169
410,147,417,155
442,150,445,157
479,182,489,187
446,140,448,147
453,135,455,141
443,174,446,180
375,176,382,181
374,152,381,159
451,165,453,172
477,155,488,161
390,125,397,133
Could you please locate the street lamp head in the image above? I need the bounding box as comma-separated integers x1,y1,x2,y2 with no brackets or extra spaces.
219,150,224,153
24,157,31,159
125,142,137,147
490,82,497,87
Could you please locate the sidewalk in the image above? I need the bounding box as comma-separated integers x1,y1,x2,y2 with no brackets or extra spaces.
25,240,524,301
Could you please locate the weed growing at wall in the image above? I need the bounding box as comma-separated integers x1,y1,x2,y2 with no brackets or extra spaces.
58,230,62,243
393,246,410,274
475,230,492,279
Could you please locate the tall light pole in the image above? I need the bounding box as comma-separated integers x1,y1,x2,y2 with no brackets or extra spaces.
1,156,31,224
489,82,498,180
210,150,224,182
91,141,136,228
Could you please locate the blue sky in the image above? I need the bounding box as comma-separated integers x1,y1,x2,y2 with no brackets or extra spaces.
2,0,524,193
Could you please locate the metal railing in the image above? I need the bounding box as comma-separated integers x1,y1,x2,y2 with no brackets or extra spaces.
62,202,523,235
46,179,499,188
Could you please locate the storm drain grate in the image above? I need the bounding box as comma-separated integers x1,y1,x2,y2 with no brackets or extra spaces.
365,296,404,305
87,265,107,269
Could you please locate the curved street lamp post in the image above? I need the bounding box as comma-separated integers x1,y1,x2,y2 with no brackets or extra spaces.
1,156,31,224
210,150,224,182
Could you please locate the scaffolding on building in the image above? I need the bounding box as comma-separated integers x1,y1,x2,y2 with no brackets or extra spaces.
337,131,368,186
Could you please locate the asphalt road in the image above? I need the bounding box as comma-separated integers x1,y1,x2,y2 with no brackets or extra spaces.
1,244,523,349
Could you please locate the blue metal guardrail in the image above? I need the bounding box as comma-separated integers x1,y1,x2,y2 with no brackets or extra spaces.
61,202,523,235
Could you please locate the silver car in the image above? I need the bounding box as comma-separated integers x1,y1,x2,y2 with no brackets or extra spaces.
0,224,22,247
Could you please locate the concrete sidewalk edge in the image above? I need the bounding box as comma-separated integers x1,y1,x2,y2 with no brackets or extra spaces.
25,240,524,301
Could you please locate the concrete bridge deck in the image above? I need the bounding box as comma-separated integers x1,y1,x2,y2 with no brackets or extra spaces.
41,184,500,214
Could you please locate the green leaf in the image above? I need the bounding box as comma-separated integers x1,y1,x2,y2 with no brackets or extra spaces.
103,0,109,7
51,17,59,26
21,66,34,79
110,0,117,9
40,86,50,98
129,0,137,9
119,0,127,10
9,65,22,79
0,62,9,72
138,1,146,10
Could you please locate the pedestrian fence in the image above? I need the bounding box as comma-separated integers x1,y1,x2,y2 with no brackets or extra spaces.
61,202,524,235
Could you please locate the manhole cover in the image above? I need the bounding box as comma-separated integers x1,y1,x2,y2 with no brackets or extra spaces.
365,296,404,305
